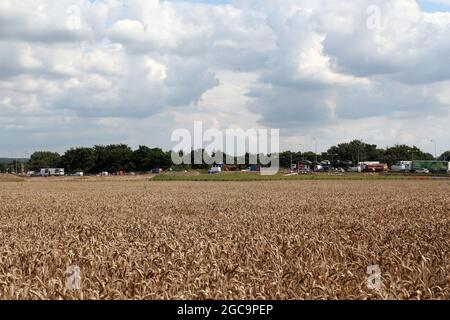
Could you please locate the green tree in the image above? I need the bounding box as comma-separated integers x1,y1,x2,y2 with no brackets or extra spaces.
328,140,383,163
28,151,61,170
61,147,96,174
132,146,172,172
301,151,318,162
438,151,450,161
279,151,303,168
93,144,134,173
0,163,5,173
382,145,434,165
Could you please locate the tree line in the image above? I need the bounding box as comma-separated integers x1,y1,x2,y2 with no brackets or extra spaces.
279,140,440,168
25,145,173,174
1,140,449,174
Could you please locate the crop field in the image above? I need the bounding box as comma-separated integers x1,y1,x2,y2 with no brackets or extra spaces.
0,177,449,300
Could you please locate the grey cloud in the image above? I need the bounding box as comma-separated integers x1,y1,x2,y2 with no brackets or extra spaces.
244,0,450,129
247,86,335,127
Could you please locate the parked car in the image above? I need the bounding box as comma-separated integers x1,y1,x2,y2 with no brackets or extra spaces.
415,168,430,174
298,168,311,174
313,165,324,172
208,167,222,174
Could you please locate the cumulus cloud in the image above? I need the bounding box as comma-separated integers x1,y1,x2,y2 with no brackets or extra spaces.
0,0,449,155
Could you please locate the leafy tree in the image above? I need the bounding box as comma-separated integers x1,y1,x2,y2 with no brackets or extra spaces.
0,163,5,173
149,148,171,169
438,151,450,161
61,147,96,174
328,140,383,163
279,151,304,168
132,146,172,172
28,151,61,170
382,145,434,165
93,144,134,173
132,146,152,172
299,151,317,162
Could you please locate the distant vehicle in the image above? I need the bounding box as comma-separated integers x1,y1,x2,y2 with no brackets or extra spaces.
391,161,412,172
151,168,163,174
101,172,109,176
313,165,324,172
74,172,84,177
415,168,430,174
341,160,353,167
293,163,310,172
358,161,380,166
239,165,258,172
208,167,222,174
361,163,388,173
27,171,35,177
335,160,352,169
39,168,65,176
412,160,449,174
391,164,408,172
347,166,362,173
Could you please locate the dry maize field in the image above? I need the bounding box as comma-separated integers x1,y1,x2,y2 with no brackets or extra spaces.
0,177,449,300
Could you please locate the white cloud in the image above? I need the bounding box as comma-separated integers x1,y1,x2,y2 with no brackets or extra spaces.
0,0,450,156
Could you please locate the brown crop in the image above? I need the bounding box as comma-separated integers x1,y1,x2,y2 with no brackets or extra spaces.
0,178,449,300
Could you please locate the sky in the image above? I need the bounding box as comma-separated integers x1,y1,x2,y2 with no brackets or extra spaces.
418,0,450,12
1,0,450,157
